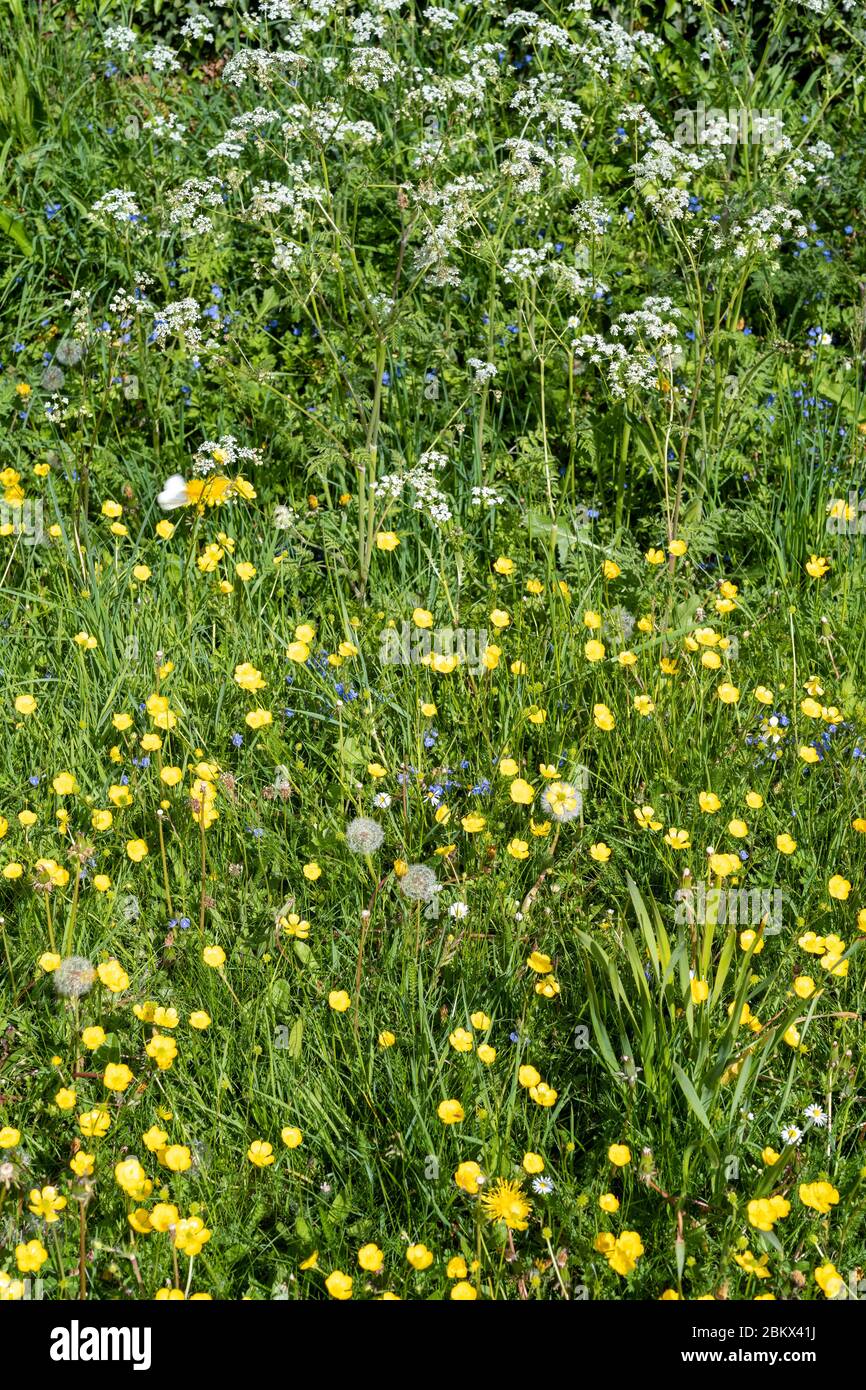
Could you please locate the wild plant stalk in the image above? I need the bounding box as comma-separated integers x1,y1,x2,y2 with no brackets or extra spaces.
0,917,15,996
44,892,56,955
358,338,388,598
62,867,80,958
198,816,207,944
78,1202,87,1300
156,810,174,919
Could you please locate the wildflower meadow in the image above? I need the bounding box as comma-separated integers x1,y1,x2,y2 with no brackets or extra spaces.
2,0,866,1340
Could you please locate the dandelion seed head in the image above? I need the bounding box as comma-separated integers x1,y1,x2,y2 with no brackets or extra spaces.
53,956,96,999
54,339,85,367
399,863,438,902
345,817,385,854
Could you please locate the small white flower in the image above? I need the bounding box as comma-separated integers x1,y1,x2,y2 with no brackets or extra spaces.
803,1103,828,1128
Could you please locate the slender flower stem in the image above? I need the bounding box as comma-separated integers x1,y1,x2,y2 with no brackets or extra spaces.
0,917,15,996
45,895,56,954
198,817,207,943
63,868,81,957
157,810,174,918
79,1202,87,1300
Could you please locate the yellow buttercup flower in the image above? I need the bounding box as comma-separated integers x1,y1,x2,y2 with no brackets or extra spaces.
437,1099,465,1124
509,777,534,805
799,1181,839,1215
805,554,830,578
606,1230,645,1276
664,827,691,850
593,703,615,731
16,1240,48,1274
234,662,266,692
526,951,553,974
97,960,129,993
814,1263,845,1298
454,1161,483,1194
406,1243,434,1270
103,1063,134,1092
828,874,851,901
325,1270,353,1299
747,1195,790,1231
689,976,709,1005
358,1243,384,1272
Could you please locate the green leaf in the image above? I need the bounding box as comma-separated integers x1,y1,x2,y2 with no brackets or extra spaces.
673,1061,716,1149
0,207,31,255
269,977,292,1011
293,939,313,966
287,1017,303,1060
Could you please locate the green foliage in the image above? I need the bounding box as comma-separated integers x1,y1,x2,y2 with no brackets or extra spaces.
0,0,865,1306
